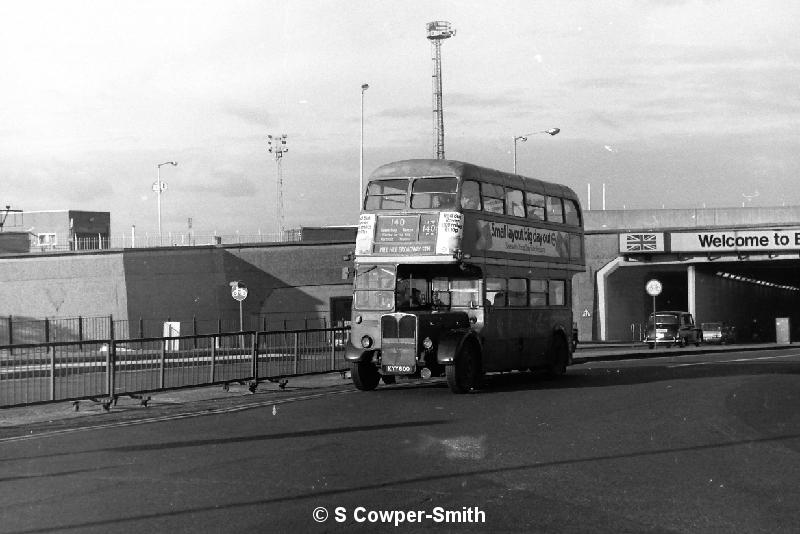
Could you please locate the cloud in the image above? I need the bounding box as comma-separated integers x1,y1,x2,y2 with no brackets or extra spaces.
221,102,272,127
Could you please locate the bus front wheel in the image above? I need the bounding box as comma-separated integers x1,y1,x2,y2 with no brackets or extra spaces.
352,361,380,391
446,341,482,394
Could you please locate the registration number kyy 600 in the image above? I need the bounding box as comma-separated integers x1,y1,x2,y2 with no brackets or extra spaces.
383,365,413,373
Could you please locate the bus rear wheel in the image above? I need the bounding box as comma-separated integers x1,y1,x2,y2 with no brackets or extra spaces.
352,361,380,391
545,335,569,378
446,341,482,394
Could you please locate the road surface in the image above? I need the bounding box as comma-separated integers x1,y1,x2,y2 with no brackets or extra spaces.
1,347,798,533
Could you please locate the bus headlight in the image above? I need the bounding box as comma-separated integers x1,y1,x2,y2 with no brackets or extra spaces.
354,315,363,324
422,337,433,350
360,335,373,349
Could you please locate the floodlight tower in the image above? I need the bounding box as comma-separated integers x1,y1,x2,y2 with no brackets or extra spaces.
427,21,455,160
267,134,288,236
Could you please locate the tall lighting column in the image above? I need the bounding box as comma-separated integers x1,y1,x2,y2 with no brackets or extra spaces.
154,161,177,245
427,21,455,159
267,134,289,237
360,83,369,209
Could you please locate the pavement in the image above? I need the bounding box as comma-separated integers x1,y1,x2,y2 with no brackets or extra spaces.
1,342,796,430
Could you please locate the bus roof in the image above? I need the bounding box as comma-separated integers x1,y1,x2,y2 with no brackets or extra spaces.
368,159,580,203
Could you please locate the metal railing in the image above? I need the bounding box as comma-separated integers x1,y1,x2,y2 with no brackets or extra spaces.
25,229,304,253
0,314,336,346
0,327,350,408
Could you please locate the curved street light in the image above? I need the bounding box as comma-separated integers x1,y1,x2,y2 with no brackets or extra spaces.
513,128,559,173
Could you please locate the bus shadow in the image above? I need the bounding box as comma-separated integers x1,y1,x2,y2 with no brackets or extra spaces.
478,359,800,393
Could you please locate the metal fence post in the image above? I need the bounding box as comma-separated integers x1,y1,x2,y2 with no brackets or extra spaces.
210,335,216,383
251,332,258,380
159,340,166,389
78,315,84,350
50,342,56,401
293,331,299,375
108,316,116,401
330,329,336,370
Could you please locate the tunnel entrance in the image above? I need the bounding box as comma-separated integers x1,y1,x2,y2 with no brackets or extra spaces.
601,257,800,342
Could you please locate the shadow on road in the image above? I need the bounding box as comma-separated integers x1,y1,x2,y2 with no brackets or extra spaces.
0,419,450,463
473,359,800,394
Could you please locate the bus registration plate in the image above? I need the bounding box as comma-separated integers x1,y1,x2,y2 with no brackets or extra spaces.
382,364,415,374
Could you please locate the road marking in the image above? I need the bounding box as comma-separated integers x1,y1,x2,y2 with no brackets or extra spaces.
0,388,355,444
668,353,800,368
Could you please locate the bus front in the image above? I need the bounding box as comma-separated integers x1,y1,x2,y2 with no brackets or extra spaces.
345,163,480,391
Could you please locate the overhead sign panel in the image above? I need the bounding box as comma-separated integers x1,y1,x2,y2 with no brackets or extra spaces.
671,229,800,253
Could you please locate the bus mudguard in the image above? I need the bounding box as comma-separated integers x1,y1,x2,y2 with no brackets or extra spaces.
437,330,479,365
345,344,372,363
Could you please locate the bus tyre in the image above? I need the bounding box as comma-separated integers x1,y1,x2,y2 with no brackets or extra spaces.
446,341,482,394
545,335,569,378
351,362,380,391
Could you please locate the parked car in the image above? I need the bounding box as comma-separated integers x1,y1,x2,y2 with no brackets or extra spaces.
701,322,736,344
645,311,703,349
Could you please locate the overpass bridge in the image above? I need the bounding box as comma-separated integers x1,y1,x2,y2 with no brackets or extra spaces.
581,206,800,343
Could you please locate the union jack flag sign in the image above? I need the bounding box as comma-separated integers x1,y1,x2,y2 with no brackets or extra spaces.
619,233,664,253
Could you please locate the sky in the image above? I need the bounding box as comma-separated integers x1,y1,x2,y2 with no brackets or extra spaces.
2,0,799,238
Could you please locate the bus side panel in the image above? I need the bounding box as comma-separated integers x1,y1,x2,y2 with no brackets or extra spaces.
479,307,516,372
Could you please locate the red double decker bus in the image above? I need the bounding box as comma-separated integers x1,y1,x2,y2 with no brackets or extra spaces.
346,159,585,393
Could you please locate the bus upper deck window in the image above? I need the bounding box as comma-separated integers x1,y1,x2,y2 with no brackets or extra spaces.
546,196,564,223
505,189,525,217
564,199,581,226
365,179,409,210
526,192,545,221
482,184,505,214
411,177,458,209
460,180,480,210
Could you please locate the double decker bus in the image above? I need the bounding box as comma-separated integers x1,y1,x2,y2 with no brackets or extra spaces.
346,159,585,393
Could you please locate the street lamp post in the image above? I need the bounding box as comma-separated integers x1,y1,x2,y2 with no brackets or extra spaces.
154,161,177,245
360,83,369,209
512,128,560,174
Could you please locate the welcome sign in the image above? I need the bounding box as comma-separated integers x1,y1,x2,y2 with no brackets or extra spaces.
671,229,800,253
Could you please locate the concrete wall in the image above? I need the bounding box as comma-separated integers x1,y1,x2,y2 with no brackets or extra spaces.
0,252,128,319
0,242,355,339
586,206,800,231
